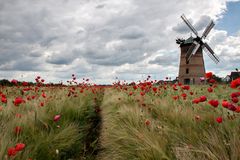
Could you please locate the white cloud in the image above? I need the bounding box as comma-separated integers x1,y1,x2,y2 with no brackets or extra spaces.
203,29,240,74
0,0,239,83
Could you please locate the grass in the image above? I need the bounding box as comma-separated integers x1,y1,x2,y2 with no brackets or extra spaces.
1,81,240,160
0,85,104,160
98,84,240,160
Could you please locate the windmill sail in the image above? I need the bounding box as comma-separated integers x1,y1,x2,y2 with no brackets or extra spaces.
201,21,215,39
180,14,219,64
181,14,198,36
186,43,196,62
186,42,201,63
203,43,220,63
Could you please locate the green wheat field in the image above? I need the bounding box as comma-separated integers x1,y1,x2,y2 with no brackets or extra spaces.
0,76,240,160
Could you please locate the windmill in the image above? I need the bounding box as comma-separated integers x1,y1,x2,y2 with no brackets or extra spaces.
177,14,220,84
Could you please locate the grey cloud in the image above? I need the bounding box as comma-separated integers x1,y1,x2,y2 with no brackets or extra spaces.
40,36,58,47
0,42,27,64
96,4,105,9
172,15,212,35
75,37,151,66
172,22,190,34
119,26,145,39
148,52,178,66
209,31,227,46
46,53,75,65
0,58,44,71
194,15,212,31
28,52,43,57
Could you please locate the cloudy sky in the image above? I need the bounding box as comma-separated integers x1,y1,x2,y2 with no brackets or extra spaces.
0,0,239,84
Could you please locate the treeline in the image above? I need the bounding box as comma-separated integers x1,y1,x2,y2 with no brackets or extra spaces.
0,79,64,87
0,79,35,86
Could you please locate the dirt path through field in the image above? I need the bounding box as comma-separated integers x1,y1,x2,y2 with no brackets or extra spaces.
96,88,126,160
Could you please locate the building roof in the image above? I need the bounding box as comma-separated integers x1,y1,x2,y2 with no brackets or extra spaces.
184,36,194,44
180,36,194,46
230,72,240,80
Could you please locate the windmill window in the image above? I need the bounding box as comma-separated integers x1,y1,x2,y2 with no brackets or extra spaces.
186,68,189,74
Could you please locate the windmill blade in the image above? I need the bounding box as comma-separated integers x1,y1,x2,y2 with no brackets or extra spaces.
203,43,220,63
203,47,219,64
181,14,198,37
201,20,215,39
186,42,201,63
185,43,196,63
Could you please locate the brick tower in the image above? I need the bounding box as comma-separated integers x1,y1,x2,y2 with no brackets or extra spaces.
178,36,206,84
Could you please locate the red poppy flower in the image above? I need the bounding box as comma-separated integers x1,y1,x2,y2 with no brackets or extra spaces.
140,92,145,96
152,87,157,93
1,96,7,103
222,100,229,108
216,117,223,123
181,85,190,90
42,93,46,98
145,119,151,126
178,82,182,86
208,100,219,108
205,72,213,79
181,93,187,98
228,103,237,111
11,79,18,85
209,79,216,83
172,85,178,91
15,113,22,118
235,106,240,113
22,81,28,86
232,97,239,103
199,96,207,102
15,126,22,135
54,115,61,122
231,92,240,98
173,96,179,100
230,78,240,88
40,102,44,107
13,97,24,106
207,87,213,93
140,86,145,91
133,86,138,90
146,82,152,86
192,98,200,104
27,96,31,101
129,92,133,96
15,143,25,151
8,147,17,157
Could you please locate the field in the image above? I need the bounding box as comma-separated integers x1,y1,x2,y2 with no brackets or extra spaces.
0,76,240,160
